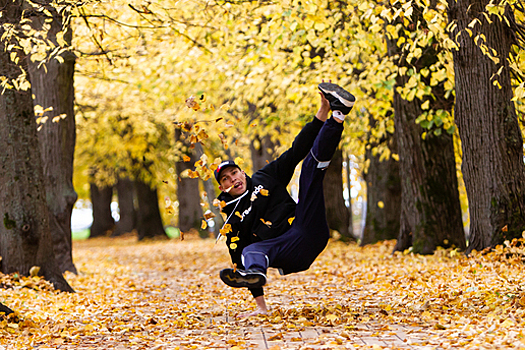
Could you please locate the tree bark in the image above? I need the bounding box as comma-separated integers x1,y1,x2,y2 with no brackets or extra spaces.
112,177,136,236
250,134,276,172
389,3,466,254
447,1,525,253
175,128,204,235
324,148,354,241
361,117,401,246
27,2,77,274
0,0,73,292
195,144,222,237
89,183,114,237
135,179,167,240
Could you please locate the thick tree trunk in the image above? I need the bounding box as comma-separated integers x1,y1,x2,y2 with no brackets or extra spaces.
389,3,466,254
392,85,465,254
0,0,72,292
447,1,525,253
27,3,77,274
89,183,114,237
323,148,354,241
135,179,167,240
175,128,204,235
361,118,401,246
112,177,136,236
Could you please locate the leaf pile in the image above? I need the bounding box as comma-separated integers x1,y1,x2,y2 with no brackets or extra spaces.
1,237,525,349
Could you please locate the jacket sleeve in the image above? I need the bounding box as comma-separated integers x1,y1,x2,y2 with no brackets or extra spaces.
259,116,324,187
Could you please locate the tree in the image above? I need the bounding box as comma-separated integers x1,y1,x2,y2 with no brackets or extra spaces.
112,177,136,236
447,0,525,252
175,128,204,235
0,0,73,293
361,115,401,246
89,182,115,237
135,178,167,240
388,2,466,254
324,148,354,241
28,1,78,273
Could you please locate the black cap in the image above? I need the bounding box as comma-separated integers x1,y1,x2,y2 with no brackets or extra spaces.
214,160,241,182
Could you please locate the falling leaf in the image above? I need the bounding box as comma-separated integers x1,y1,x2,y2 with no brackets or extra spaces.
502,225,508,232
377,201,385,209
288,217,295,225
231,237,239,242
220,224,232,236
229,243,237,250
182,155,191,162
201,220,207,230
260,218,272,227
260,189,269,196
203,212,216,220
235,211,242,219
185,95,200,110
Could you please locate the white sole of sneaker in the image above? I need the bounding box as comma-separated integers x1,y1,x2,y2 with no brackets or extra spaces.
319,84,355,107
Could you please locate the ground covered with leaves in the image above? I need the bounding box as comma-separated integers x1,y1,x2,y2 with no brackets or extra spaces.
1,236,525,349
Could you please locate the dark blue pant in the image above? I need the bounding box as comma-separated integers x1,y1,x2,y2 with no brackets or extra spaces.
242,118,344,275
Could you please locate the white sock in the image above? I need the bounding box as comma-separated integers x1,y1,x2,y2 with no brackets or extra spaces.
332,110,345,121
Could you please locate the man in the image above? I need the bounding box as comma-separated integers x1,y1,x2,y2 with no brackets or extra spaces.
214,82,355,317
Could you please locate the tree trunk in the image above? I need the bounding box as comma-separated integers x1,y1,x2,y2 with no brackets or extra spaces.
0,0,73,292
89,183,114,237
175,128,204,235
361,117,401,246
135,179,167,240
195,144,222,237
112,177,136,236
323,148,354,241
27,2,77,274
447,1,525,253
250,134,276,172
389,3,466,254
0,303,14,318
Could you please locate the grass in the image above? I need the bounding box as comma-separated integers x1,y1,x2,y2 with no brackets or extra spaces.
72,227,181,240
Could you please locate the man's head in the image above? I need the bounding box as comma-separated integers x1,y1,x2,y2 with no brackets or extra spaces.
214,160,247,197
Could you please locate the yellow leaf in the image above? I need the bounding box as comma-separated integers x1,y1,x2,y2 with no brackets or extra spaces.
182,155,191,162
229,243,237,250
260,218,272,227
260,189,269,196
220,224,232,236
201,220,207,230
235,211,242,218
231,236,239,242
288,217,295,225
501,318,514,328
377,201,385,209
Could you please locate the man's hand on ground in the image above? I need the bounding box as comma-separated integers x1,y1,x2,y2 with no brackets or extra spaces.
236,306,268,318
236,295,268,318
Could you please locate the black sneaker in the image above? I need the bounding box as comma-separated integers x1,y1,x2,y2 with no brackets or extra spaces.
318,82,355,115
220,268,267,288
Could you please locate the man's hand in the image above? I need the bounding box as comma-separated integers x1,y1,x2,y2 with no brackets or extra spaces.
236,295,268,318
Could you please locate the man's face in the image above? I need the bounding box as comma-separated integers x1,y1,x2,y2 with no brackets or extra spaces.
218,166,247,197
